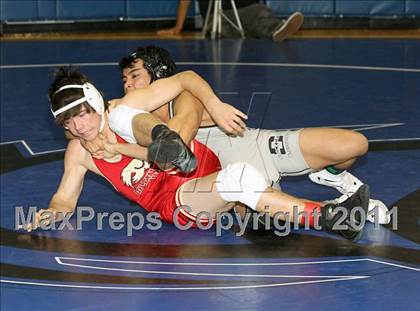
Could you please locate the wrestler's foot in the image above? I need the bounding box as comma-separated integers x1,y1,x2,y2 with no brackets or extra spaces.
148,127,197,173
331,195,390,225
321,184,370,241
309,170,390,224
272,12,304,42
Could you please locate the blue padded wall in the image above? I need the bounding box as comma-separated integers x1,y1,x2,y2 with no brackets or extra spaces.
37,0,57,20
406,0,420,15
335,0,405,17
1,0,418,22
56,0,125,20
0,0,190,22
266,1,335,16
126,0,185,19
267,0,416,18
1,1,39,21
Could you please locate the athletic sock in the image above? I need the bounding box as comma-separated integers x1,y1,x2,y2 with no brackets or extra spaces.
299,202,322,227
325,165,345,175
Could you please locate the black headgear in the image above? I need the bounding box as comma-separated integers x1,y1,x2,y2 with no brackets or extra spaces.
119,46,177,82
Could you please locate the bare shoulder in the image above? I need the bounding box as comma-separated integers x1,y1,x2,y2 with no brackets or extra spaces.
67,138,85,154
65,139,89,167
66,139,102,175
108,98,121,109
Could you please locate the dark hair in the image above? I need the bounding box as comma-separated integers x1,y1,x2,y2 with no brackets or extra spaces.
48,67,108,126
119,45,177,81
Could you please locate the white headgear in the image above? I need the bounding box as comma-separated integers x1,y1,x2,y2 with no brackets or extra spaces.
51,82,105,130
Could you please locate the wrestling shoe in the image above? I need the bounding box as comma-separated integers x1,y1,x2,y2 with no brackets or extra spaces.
367,199,390,224
272,12,304,42
309,169,363,194
148,128,197,173
331,194,390,225
309,169,390,224
321,184,370,241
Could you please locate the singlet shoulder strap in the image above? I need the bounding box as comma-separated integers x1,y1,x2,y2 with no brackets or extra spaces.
168,100,174,119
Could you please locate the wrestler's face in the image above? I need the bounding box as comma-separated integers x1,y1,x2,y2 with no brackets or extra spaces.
122,59,152,94
63,107,101,141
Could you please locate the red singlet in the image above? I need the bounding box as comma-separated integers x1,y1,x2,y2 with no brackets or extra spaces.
92,135,221,225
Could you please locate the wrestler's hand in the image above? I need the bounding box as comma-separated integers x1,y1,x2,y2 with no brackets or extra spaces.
207,100,248,136
80,135,105,159
21,208,57,232
102,138,120,159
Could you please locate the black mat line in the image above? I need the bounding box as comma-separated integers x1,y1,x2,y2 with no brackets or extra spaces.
1,263,236,285
1,226,419,266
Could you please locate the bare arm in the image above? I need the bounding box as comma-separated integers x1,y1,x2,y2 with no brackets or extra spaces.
102,92,200,159
78,132,150,162
120,71,210,111
157,0,192,35
167,91,203,144
26,140,88,231
105,141,148,160
97,91,201,160
120,70,247,135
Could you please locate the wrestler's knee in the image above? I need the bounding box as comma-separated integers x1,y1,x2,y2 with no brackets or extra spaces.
347,131,369,157
216,162,269,210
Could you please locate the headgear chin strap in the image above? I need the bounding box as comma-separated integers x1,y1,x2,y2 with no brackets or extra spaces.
51,82,106,131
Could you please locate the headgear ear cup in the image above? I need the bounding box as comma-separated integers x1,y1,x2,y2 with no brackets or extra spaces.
155,65,168,79
51,83,106,130
131,46,176,82
83,83,105,115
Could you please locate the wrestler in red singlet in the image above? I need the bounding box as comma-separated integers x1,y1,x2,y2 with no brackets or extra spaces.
93,135,221,225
